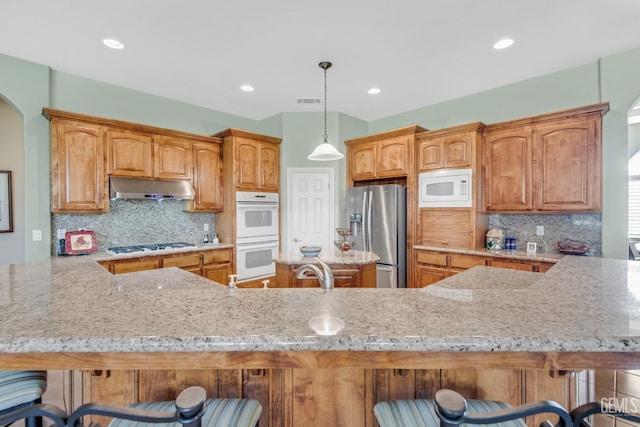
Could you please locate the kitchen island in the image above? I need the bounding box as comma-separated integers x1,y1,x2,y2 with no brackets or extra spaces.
1,254,640,426
273,249,380,288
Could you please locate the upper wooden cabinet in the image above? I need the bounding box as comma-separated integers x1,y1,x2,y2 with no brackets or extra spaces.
49,118,108,213
417,124,484,171
184,142,223,212
213,129,282,193
344,125,426,185
44,108,223,213
106,129,154,178
155,136,192,180
483,103,608,213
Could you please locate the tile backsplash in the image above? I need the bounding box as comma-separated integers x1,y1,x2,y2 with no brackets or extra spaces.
52,199,216,254
488,213,601,256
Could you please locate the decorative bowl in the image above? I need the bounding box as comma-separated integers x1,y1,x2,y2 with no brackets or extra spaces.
335,227,352,237
334,240,354,252
300,245,322,257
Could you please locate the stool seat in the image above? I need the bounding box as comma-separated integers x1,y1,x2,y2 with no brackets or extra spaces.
0,371,47,411
109,398,262,427
374,399,523,427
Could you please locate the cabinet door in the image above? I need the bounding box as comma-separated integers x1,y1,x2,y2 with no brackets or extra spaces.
260,143,280,191
236,138,260,190
418,139,444,171
378,136,409,178
416,266,448,287
203,263,231,284
533,116,601,211
419,209,474,249
155,136,192,180
443,134,472,168
83,370,137,427
332,268,360,288
187,142,223,211
51,119,107,213
484,129,533,211
349,142,377,181
106,130,154,178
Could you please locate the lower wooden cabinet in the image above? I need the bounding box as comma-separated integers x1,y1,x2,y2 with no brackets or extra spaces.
81,368,573,427
275,262,377,288
414,249,557,287
98,248,232,284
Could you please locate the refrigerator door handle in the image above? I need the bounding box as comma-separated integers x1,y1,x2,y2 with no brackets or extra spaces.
362,190,368,251
367,190,373,252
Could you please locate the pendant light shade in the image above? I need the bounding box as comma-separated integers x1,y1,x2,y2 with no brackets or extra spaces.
308,61,344,161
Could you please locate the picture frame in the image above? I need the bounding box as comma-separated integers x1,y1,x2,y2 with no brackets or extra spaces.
0,170,13,233
526,242,537,254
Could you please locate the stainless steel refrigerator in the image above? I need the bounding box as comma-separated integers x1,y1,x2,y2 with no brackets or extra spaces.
347,184,406,288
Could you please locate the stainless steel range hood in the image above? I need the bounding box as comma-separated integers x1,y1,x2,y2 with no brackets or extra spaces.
109,177,195,200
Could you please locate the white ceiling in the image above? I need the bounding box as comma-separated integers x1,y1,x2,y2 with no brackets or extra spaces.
1,0,639,122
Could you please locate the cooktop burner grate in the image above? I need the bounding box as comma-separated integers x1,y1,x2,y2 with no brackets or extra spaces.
107,242,195,255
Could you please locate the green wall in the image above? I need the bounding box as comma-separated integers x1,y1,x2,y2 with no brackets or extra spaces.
3,45,640,262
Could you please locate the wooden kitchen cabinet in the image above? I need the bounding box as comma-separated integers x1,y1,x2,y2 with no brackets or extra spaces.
106,129,154,178
98,248,232,284
275,262,376,288
345,126,426,184
154,136,192,180
483,103,608,213
44,108,224,213
213,129,281,193
413,249,555,287
417,124,483,171
48,117,108,213
183,142,223,212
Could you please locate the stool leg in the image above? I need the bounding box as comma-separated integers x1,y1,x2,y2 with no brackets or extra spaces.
24,399,42,427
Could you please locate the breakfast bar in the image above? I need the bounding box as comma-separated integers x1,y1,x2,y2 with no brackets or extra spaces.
1,255,640,426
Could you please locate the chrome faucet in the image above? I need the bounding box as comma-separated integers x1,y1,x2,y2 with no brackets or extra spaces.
296,258,334,289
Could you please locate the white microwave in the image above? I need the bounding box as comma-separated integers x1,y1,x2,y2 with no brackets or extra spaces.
419,168,472,208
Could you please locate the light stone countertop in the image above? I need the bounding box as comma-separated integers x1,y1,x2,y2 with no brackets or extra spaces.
414,245,565,263
1,254,640,355
273,250,380,265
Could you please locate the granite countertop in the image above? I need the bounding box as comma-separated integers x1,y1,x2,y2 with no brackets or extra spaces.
1,254,640,354
413,245,565,263
273,250,380,265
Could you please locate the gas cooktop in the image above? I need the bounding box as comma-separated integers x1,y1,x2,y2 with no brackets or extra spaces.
107,242,195,255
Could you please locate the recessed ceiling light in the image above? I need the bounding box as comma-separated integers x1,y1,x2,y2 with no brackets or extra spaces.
368,87,381,95
493,38,514,50
240,85,254,92
103,38,124,50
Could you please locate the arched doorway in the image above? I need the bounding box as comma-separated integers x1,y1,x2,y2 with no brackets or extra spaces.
0,97,25,264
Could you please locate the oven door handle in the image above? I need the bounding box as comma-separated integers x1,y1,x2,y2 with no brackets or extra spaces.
236,240,279,249
236,203,279,210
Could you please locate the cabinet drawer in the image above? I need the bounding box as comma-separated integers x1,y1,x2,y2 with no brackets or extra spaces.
450,254,486,270
203,250,231,264
163,254,201,268
416,251,448,267
488,259,535,271
111,259,161,274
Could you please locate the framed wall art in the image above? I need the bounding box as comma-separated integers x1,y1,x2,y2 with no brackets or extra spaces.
0,171,13,233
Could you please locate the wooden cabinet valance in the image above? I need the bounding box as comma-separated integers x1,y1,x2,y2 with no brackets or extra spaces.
44,108,223,213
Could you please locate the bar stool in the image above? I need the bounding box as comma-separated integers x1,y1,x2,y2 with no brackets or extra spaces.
69,386,262,427
0,370,47,427
374,389,572,427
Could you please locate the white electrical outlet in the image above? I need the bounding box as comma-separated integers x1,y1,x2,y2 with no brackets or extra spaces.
204,223,209,232
536,225,544,236
32,230,42,241
56,228,66,239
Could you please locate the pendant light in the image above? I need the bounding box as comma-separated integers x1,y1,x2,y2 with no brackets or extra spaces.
308,61,344,161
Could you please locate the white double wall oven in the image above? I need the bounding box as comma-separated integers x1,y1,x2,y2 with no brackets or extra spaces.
235,191,279,282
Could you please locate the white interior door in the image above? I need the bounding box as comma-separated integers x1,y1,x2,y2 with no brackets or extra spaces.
287,168,334,256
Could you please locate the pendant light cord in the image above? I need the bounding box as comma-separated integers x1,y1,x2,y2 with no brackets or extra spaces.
323,65,328,143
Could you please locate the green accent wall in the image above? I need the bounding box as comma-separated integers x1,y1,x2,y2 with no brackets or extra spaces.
3,45,640,262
